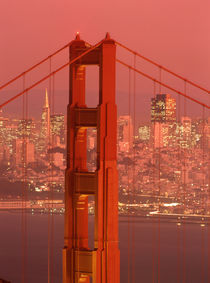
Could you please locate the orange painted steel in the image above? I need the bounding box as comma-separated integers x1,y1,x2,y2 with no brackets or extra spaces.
0,42,72,91
115,41,210,95
0,40,104,110
116,59,210,109
63,34,120,283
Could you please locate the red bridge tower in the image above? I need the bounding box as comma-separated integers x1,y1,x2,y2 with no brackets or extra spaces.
63,33,120,283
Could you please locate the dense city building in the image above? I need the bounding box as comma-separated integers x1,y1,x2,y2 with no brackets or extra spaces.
50,114,65,144
39,89,50,153
0,91,209,217
151,94,176,123
14,138,35,165
151,94,177,148
118,115,133,152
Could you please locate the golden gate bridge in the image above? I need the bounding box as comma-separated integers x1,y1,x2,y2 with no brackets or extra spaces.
0,33,209,283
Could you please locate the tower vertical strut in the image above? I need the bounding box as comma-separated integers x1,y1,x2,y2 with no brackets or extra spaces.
63,33,120,283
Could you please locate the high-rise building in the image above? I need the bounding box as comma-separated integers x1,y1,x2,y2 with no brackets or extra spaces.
0,112,10,162
18,118,35,140
179,116,192,148
151,94,177,148
151,94,176,123
14,138,35,165
138,125,150,141
118,115,133,152
50,114,65,144
39,89,50,152
153,122,170,148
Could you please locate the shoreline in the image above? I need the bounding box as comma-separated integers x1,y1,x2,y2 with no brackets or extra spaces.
0,209,209,226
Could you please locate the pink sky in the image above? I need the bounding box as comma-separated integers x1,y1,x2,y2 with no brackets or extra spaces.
0,0,209,119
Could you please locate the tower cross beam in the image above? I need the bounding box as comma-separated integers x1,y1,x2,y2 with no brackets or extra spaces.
63,33,120,283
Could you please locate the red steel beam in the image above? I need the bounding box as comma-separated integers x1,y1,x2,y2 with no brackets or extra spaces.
0,40,104,109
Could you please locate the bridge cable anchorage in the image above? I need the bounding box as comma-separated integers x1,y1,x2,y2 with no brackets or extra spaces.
116,59,210,109
115,41,210,95
0,39,105,109
0,42,73,91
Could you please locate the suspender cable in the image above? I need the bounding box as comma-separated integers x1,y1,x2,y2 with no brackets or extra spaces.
0,41,73,91
182,81,187,283
201,106,205,283
208,109,210,283
51,73,55,283
47,56,54,283
0,39,105,110
152,81,157,283
1,39,209,97
21,74,28,283
1,54,209,111
177,86,181,283
159,67,162,94
21,74,25,283
116,60,209,110
157,68,161,283
132,54,136,283
115,41,210,95
128,67,131,283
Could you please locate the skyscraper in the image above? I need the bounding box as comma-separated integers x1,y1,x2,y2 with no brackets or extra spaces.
151,94,176,123
179,116,192,148
50,114,65,144
39,89,50,152
15,138,35,165
18,118,35,140
138,125,150,141
151,94,176,148
118,115,133,152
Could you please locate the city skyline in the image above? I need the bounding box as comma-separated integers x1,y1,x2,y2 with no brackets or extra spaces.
0,89,209,215
0,2,209,280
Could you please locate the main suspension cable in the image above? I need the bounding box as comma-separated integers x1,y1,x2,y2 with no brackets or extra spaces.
116,60,210,109
115,41,210,95
0,41,72,91
0,39,105,109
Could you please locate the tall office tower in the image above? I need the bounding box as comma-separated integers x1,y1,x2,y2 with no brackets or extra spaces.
179,116,192,148
5,119,19,156
138,125,150,141
0,110,8,143
50,114,65,144
0,113,11,162
18,118,35,140
118,115,133,152
151,94,176,148
39,89,50,152
15,138,35,165
151,94,176,123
